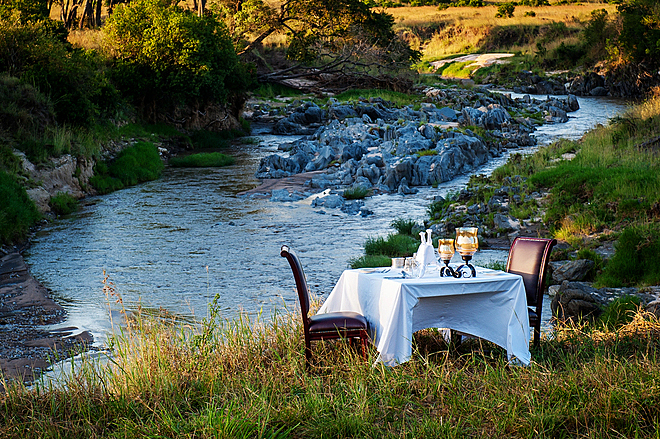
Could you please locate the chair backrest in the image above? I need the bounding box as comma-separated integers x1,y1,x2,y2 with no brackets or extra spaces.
280,245,310,319
506,237,557,307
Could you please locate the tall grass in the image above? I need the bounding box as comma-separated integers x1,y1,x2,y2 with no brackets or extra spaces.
90,142,164,194
333,88,420,107
388,4,617,62
0,170,40,245
1,294,660,438
168,152,235,168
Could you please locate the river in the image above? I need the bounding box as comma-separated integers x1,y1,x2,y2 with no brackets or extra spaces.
24,95,628,347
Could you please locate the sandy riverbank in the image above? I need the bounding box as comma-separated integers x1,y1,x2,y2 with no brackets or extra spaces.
0,251,92,390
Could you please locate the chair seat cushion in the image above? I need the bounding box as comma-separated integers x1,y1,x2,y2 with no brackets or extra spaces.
309,312,367,332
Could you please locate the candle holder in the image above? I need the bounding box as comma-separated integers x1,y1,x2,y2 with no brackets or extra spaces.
455,227,478,278
438,238,458,277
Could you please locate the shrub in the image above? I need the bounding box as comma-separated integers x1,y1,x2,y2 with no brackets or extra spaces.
349,254,392,269
0,170,40,244
496,3,515,18
90,142,164,194
597,223,660,287
103,0,255,121
49,192,79,216
364,233,418,257
0,18,122,127
168,152,235,168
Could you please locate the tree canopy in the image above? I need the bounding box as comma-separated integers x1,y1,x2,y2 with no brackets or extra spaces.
103,0,255,120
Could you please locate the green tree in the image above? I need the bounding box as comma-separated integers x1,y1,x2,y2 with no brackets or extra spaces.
495,3,515,18
0,0,49,22
103,0,255,121
212,0,414,63
583,8,611,61
617,0,660,67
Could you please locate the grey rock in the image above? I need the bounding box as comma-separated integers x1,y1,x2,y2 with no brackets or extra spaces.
551,280,603,322
273,118,304,135
437,107,459,122
493,213,520,232
311,193,344,209
567,94,580,111
549,259,595,283
270,189,304,202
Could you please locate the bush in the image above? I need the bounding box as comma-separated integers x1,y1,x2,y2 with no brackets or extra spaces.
103,0,255,120
0,170,40,244
597,223,660,287
49,191,79,216
168,152,234,168
90,142,164,194
496,3,515,18
349,254,392,269
0,18,122,127
364,233,418,257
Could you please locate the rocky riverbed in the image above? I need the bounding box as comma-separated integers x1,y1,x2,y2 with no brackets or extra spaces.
0,249,92,390
250,86,578,201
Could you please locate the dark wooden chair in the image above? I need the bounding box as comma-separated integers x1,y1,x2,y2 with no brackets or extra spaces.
280,245,370,367
505,237,557,346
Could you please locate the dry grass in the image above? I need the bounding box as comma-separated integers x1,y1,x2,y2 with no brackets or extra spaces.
387,4,616,29
388,4,617,60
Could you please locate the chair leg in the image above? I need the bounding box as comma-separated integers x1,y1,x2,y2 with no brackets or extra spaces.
304,340,313,369
360,333,368,360
533,326,540,347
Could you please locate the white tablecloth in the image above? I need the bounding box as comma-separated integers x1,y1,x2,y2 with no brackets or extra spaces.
317,266,531,366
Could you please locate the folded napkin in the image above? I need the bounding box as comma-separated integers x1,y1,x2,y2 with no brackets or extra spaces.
415,229,440,277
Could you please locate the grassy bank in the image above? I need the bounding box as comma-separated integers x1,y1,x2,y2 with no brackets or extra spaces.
416,91,660,288
1,293,659,437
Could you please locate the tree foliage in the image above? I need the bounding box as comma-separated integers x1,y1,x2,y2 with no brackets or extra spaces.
103,0,255,121
0,16,120,126
617,0,660,68
212,0,417,64
0,0,49,22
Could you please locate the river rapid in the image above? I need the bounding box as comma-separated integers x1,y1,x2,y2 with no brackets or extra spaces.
24,95,628,347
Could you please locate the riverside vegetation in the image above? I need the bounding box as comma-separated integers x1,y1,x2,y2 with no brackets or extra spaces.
1,280,659,437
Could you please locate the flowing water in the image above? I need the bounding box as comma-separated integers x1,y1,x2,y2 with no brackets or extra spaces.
24,95,629,347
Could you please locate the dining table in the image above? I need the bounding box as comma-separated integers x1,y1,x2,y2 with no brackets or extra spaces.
317,265,531,366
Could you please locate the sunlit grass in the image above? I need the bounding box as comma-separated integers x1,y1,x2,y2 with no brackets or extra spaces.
1,294,660,437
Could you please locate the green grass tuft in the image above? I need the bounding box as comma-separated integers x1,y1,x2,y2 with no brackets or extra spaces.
349,254,392,269
169,152,235,168
342,186,372,200
49,192,79,216
364,233,418,257
90,142,164,194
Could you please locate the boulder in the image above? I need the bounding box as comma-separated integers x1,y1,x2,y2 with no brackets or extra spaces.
493,213,520,232
549,259,595,283
311,193,344,209
551,281,603,322
273,118,304,135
